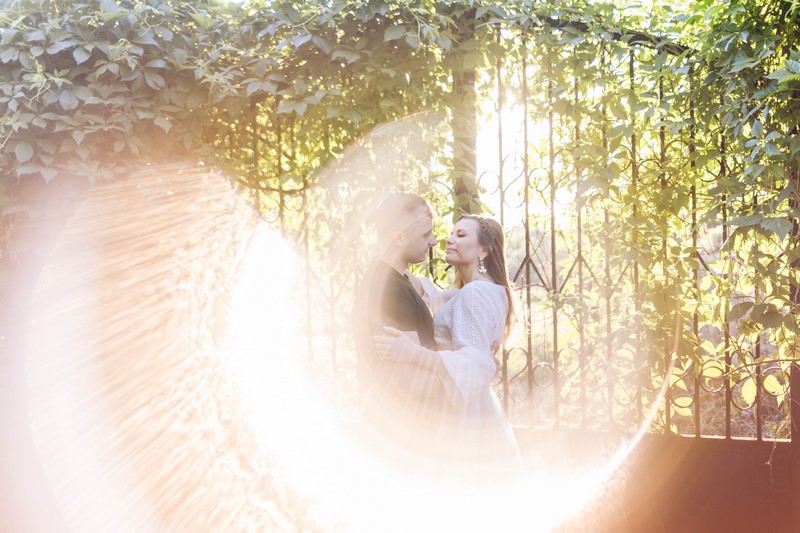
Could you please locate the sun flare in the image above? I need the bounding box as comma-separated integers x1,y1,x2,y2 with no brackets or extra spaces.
18,154,656,532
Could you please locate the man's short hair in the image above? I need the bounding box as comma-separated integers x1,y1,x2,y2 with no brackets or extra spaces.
373,192,432,238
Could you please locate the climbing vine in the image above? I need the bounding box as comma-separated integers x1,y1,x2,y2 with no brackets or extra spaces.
2,0,799,434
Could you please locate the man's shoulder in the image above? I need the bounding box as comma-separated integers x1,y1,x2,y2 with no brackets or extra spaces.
358,260,397,293
358,260,420,311
362,259,402,283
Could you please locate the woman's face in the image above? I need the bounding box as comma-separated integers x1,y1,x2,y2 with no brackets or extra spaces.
445,218,485,269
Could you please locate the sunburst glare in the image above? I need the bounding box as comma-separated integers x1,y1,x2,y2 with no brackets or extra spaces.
26,166,303,531
20,138,668,531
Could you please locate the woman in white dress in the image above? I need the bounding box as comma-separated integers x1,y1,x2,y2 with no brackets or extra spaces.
374,215,522,478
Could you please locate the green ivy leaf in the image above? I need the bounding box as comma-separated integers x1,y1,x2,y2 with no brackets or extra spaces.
331,49,360,63
728,214,762,227
312,35,332,55
100,0,120,13
476,6,491,18
729,301,753,321
740,377,757,407
751,119,764,138
290,33,312,48
384,25,406,42
73,46,91,65
15,165,40,177
144,71,165,90
730,51,758,73
14,142,33,163
673,395,692,408
26,30,45,42
759,217,793,239
577,175,611,196
155,27,174,41
750,303,784,328
277,100,307,116
154,116,171,132
145,59,168,69
41,168,58,182
59,90,79,110
762,374,784,396
405,34,420,48
189,11,215,31
766,68,800,85
0,47,17,63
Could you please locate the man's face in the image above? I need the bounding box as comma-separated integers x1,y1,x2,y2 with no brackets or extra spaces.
401,209,436,264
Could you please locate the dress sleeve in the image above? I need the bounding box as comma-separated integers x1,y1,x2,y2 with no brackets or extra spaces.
416,276,458,314
437,283,506,408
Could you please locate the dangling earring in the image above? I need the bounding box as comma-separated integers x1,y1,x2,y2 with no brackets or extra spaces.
478,256,487,274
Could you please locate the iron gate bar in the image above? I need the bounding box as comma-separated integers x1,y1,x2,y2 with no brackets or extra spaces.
753,214,764,441
304,172,313,365
629,50,644,427
658,71,670,436
557,255,581,294
495,27,506,231
573,55,588,429
577,254,602,287
495,26,509,413
688,68,702,438
756,283,763,441
547,58,560,428
791,364,800,527
513,249,548,288
721,113,732,439
522,36,534,424
599,44,614,429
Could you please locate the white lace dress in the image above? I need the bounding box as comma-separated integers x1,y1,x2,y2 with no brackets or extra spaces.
422,279,522,471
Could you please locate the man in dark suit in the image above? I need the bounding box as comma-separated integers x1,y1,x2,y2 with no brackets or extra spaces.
354,192,449,464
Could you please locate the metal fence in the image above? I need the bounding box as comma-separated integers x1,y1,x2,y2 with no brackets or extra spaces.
266,25,795,442
481,30,793,440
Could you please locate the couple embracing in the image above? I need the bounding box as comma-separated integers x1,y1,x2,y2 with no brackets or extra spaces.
354,192,522,481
